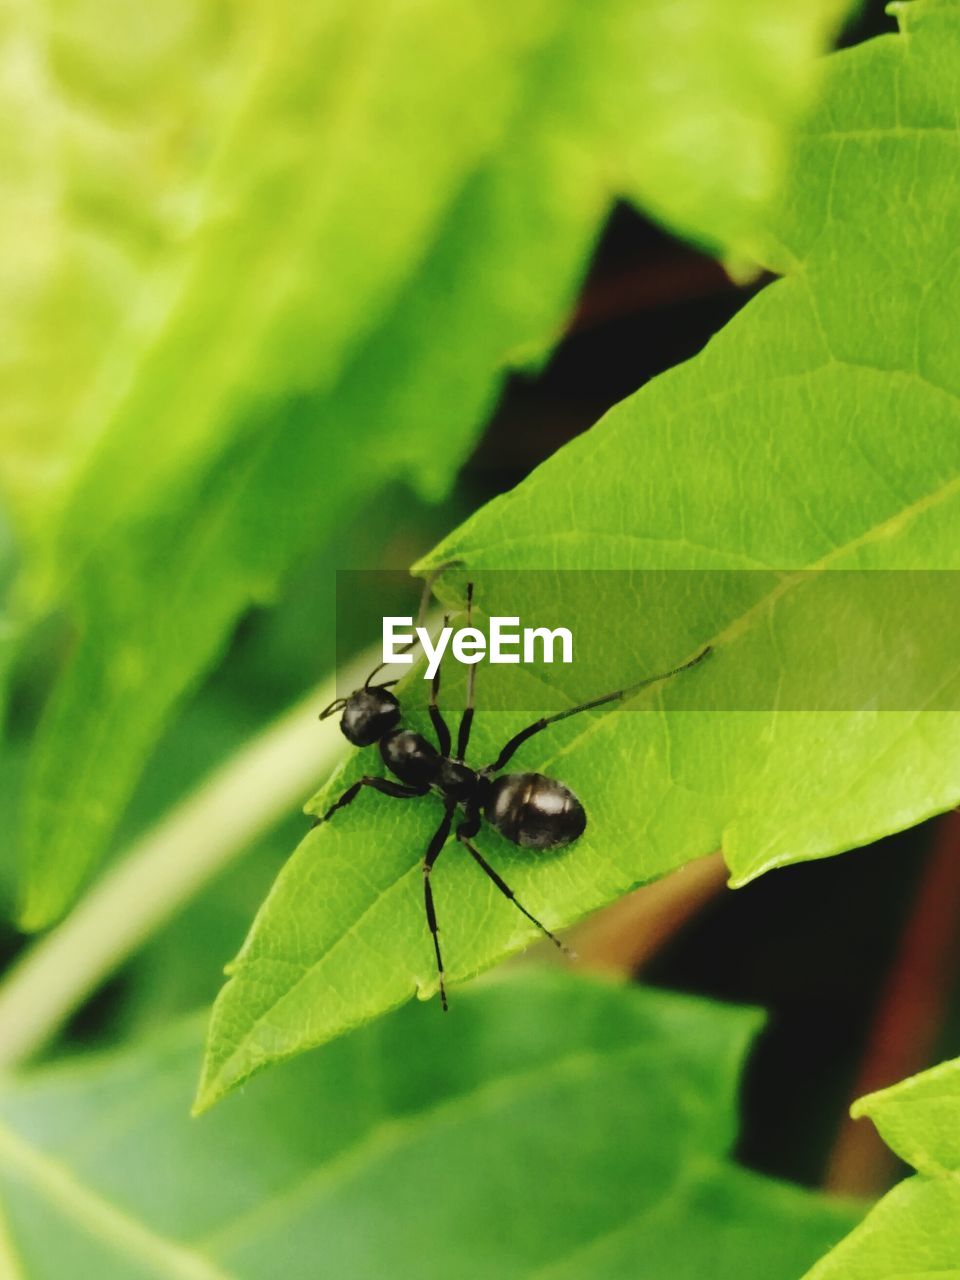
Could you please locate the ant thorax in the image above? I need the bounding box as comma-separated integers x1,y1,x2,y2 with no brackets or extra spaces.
436,757,477,802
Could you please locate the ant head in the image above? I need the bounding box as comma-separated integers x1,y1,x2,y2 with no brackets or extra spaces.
320,685,401,747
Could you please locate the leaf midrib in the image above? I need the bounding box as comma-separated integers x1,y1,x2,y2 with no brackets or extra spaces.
535,453,960,778
0,1121,233,1280
198,1038,712,1260
526,1158,722,1280
0,1198,26,1280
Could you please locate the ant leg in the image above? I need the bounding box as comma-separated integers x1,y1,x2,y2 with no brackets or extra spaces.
455,582,476,761
317,776,427,825
361,568,442,690
486,644,712,773
423,803,457,1010
456,823,574,957
429,614,452,756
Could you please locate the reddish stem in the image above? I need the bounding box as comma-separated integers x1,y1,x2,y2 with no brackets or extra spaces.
824,809,960,1195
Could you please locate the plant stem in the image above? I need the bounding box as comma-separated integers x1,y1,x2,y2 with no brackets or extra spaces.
824,809,960,1196
571,851,727,975
517,851,727,977
0,644,390,1070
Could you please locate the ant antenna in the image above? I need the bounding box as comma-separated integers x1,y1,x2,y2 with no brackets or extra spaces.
362,661,391,690
484,643,713,774
319,697,348,720
359,565,448,689
322,558,464,712
455,582,476,760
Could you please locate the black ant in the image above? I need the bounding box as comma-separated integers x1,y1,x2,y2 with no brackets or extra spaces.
319,583,711,1009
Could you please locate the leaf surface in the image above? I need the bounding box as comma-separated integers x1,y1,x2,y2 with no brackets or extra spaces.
803,1054,960,1278
0,974,859,1278
199,2,960,1101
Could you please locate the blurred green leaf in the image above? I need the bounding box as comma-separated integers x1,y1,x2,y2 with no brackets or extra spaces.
1,0,851,544
80,491,459,1033
120,814,297,1039
198,3,960,1100
803,1054,960,1278
7,0,852,928
0,973,859,1277
594,0,855,264
1,0,552,561
7,0,560,927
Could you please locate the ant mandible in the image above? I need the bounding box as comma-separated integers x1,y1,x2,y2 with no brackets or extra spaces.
319,582,711,1010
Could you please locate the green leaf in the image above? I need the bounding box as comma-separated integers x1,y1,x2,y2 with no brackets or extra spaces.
1,0,553,563
198,2,960,1102
7,0,564,926
593,0,855,263
8,0,853,928
803,1055,960,1278
1,0,851,545
0,973,859,1277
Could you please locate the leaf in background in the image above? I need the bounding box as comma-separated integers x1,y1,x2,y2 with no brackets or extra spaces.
803,1055,960,1277
1,0,853,548
0,0,551,563
7,0,559,925
0,973,860,1278
7,0,854,928
198,2,960,1100
596,0,855,264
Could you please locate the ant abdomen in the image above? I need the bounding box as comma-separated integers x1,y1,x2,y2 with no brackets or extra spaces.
484,772,587,850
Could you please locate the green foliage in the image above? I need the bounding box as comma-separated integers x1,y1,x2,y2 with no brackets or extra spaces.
198,2,960,1105
592,0,854,262
3,0,853,930
8,3,958,1276
0,973,859,1278
804,1055,960,1277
